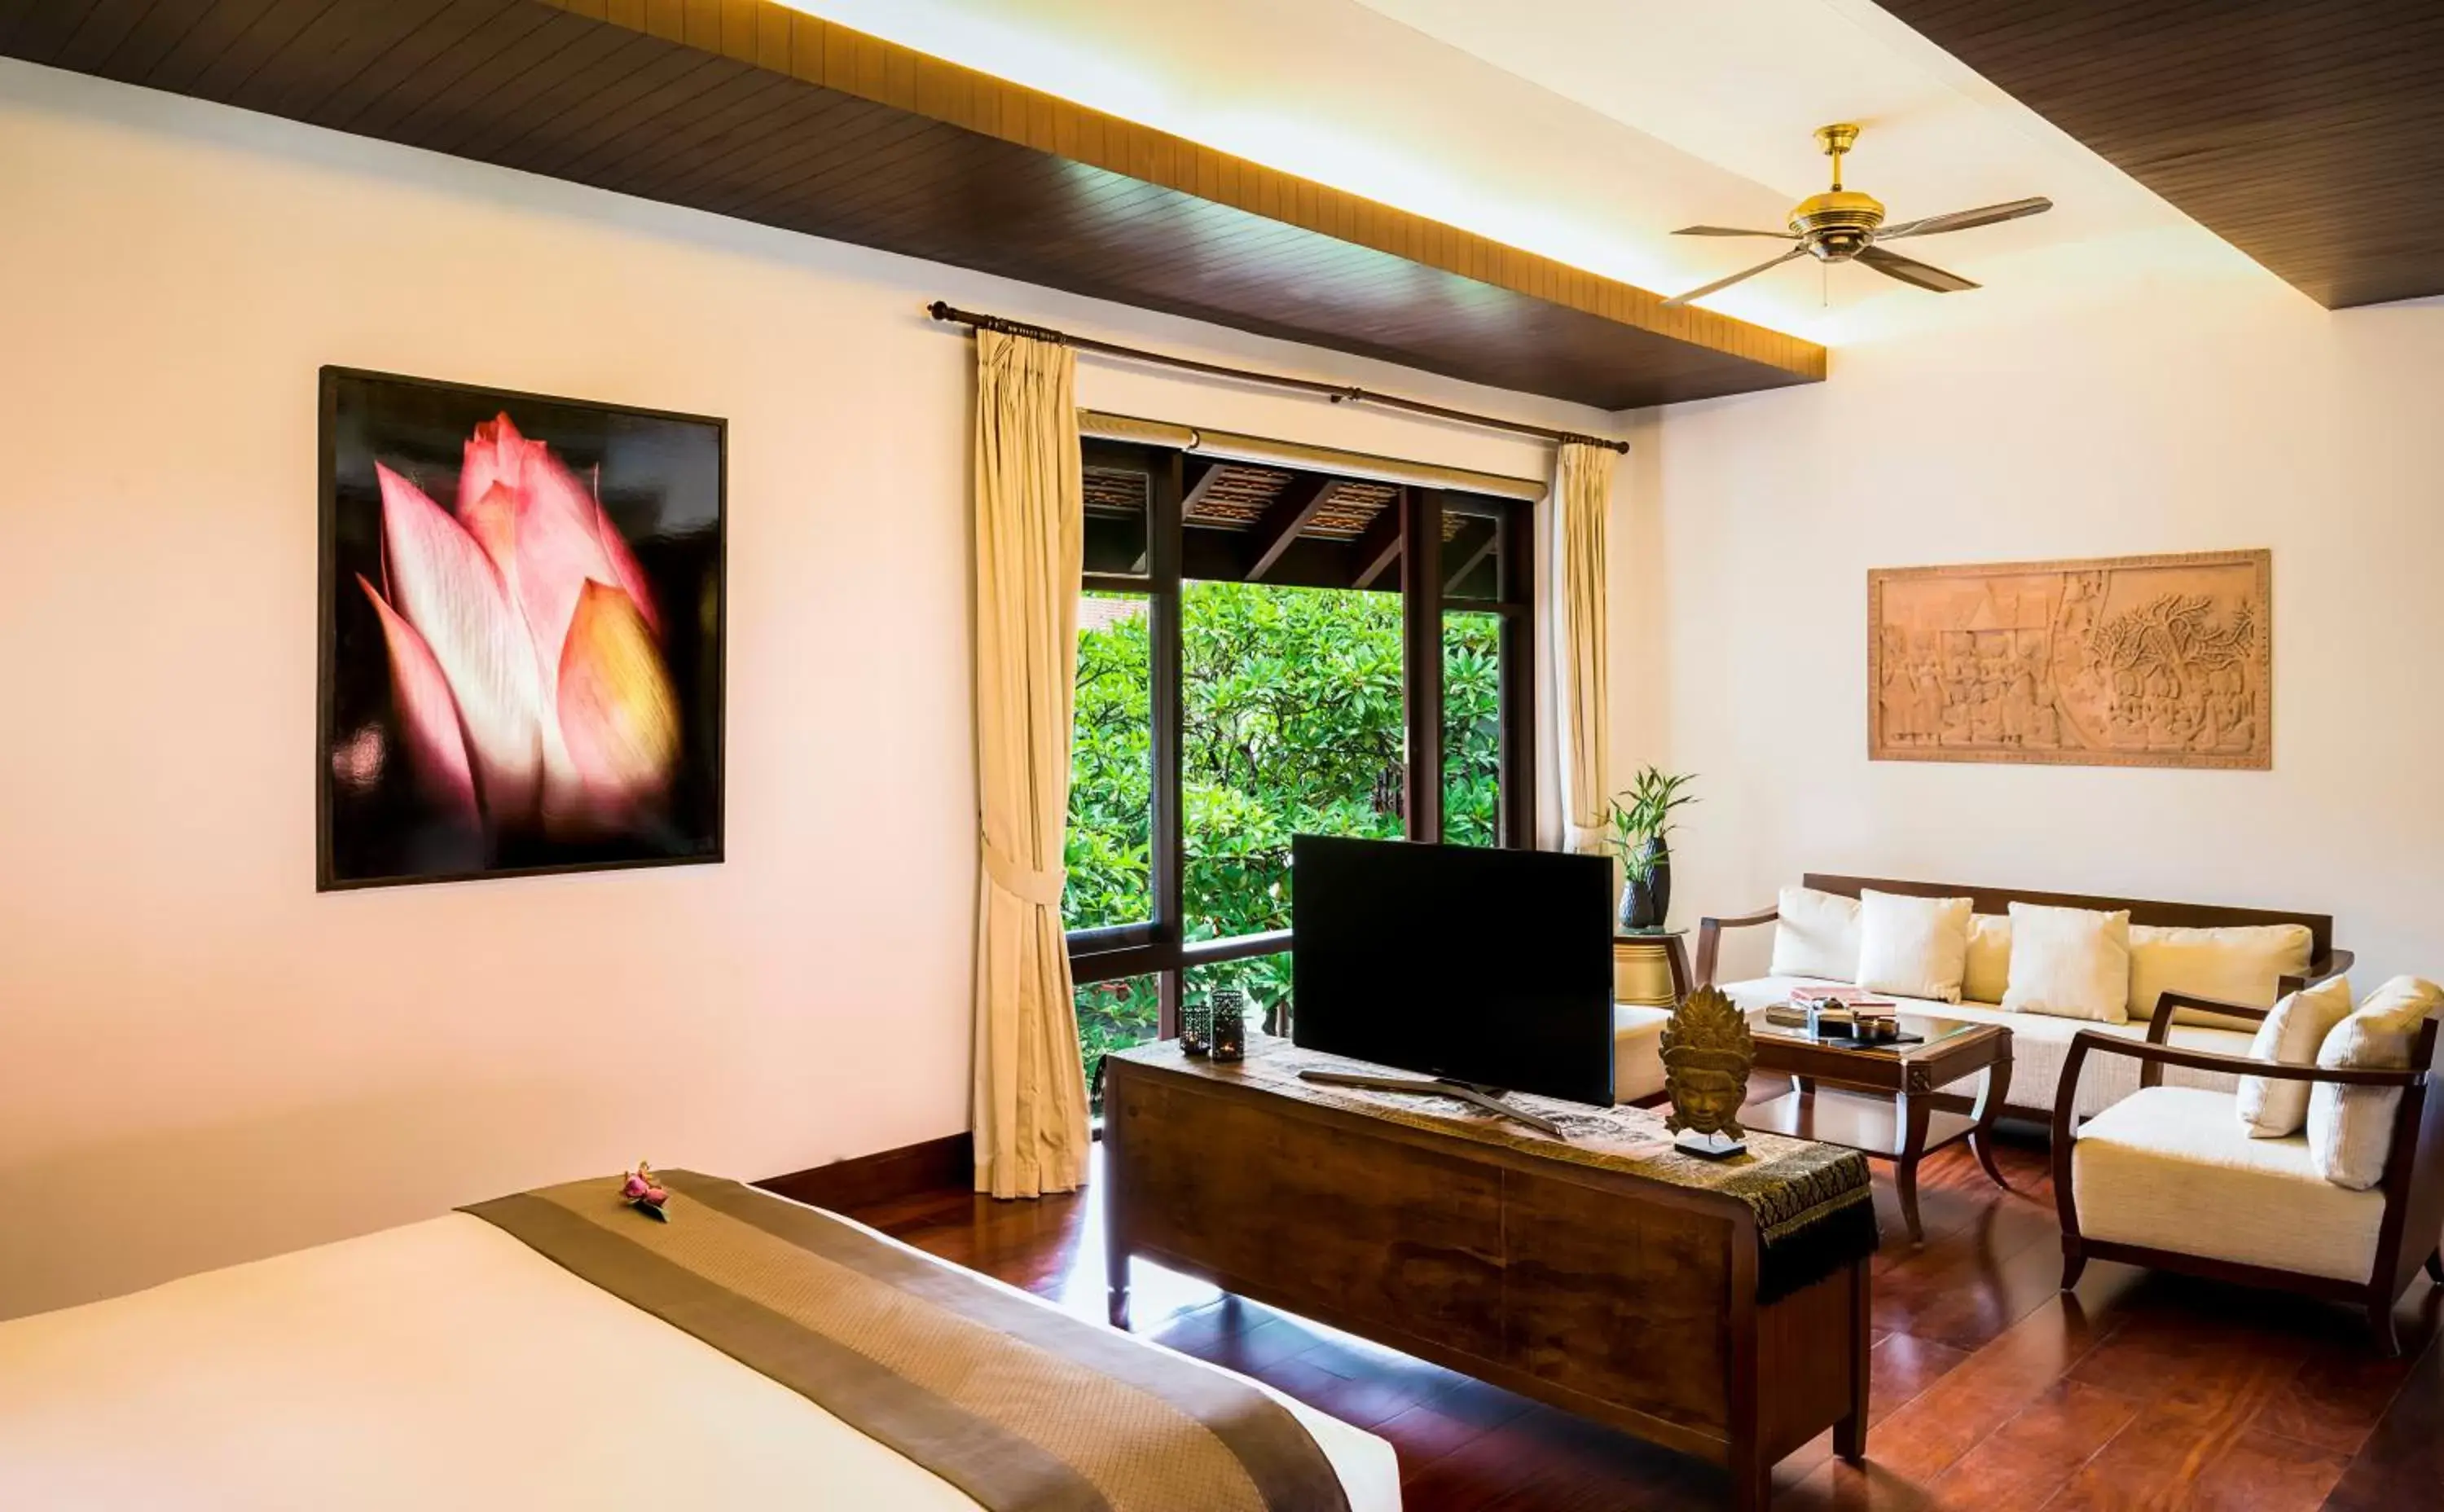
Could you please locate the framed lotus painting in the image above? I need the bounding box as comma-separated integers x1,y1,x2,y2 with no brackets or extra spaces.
318,368,725,890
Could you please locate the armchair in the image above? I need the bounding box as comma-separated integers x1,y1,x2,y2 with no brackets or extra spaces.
2051,1009,2444,1354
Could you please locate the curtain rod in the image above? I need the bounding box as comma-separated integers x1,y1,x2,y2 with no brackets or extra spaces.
925,301,1628,454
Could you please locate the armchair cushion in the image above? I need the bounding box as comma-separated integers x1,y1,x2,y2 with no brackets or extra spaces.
1611,1004,1670,1104
1769,886,1861,983
1857,890,1973,1003
2130,922,2315,1031
2074,1087,2385,1281
2235,976,2355,1138
2307,976,2444,1190
2002,903,2132,1024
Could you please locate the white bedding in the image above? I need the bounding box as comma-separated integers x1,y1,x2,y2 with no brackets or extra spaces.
0,1210,1399,1511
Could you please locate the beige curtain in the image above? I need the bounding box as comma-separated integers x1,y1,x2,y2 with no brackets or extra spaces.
1554,442,1616,855
970,329,1091,1199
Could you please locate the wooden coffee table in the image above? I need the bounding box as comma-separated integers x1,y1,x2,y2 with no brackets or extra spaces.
1743,1009,2013,1244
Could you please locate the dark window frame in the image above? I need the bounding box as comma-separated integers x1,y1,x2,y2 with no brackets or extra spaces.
1068,441,1538,1040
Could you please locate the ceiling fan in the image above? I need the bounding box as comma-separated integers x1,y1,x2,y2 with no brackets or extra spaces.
1663,124,2051,307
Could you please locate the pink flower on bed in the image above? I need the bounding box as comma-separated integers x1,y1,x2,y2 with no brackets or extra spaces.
622,1162,670,1220
358,415,678,837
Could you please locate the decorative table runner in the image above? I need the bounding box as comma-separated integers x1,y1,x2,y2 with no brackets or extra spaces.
466,1170,1349,1512
1115,1037,1876,1302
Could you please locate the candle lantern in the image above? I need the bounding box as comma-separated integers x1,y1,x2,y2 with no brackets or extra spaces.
1211,988,1247,1062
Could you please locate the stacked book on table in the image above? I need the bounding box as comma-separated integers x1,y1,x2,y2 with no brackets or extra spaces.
1764,984,1900,1033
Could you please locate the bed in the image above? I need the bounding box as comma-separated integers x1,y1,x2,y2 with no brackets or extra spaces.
0,1176,1399,1511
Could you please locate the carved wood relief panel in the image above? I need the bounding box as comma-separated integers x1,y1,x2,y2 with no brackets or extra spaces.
1868,550,2270,769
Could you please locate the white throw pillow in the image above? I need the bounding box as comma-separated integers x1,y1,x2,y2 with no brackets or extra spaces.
2130,922,2315,1031
2000,903,2132,1024
1856,890,1973,1003
1963,914,2012,1004
1769,886,1861,982
2307,976,2443,1190
2235,976,2354,1138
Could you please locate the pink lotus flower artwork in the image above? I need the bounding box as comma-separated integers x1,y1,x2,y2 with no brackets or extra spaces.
321,371,723,888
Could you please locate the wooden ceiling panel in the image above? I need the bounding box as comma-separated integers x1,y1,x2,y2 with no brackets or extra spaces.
1,0,1822,407
1884,1,2444,309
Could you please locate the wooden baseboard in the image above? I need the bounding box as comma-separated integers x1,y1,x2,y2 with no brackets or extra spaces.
758,1132,974,1211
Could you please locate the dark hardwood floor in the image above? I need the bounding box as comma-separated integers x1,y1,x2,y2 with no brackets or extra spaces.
844,1113,2442,1510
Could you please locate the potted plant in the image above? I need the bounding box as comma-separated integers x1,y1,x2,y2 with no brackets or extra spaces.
1607,767,1699,931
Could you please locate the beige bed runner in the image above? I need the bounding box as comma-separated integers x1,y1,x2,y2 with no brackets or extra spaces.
464,1171,1348,1512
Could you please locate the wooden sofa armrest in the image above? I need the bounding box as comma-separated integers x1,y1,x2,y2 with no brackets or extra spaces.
2280,947,2356,997
2147,990,2272,1040
2073,1032,2433,1088
2144,948,2361,1082
1695,905,1778,987
2142,991,2275,1083
2058,1031,2433,1139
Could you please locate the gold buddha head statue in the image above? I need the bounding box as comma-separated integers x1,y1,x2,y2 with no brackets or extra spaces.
1661,986,1756,1141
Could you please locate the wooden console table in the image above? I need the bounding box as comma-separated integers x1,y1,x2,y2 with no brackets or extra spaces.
1104,1039,1875,1510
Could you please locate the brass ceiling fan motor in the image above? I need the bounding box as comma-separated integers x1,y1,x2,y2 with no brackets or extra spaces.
1663,124,2052,307
1787,124,1882,260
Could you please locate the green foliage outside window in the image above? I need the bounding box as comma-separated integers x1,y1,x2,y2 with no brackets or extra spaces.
1064,583,1501,1095
1442,612,1504,852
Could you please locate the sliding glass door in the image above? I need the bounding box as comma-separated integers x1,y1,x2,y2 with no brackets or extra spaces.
1064,440,1536,1102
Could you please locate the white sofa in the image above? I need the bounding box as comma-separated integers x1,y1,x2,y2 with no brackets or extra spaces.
1695,876,2353,1121
1612,1004,1673,1104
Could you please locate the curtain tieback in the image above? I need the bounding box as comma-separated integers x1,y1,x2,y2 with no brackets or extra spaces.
1563,821,1613,857
982,837,1067,908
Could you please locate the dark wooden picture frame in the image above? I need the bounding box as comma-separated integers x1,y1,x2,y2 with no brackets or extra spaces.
316,367,726,890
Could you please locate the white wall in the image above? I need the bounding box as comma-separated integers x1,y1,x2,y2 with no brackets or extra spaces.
0,58,1602,1318
1617,270,2444,987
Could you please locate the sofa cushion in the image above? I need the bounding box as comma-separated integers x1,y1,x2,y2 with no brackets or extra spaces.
2235,976,2354,1139
2073,1087,2385,1281
1769,886,1860,983
1857,890,1973,1003
1612,1004,1670,1104
2130,922,2314,1031
1963,913,2012,1005
2307,976,2444,1190
1719,976,2253,1118
2002,903,2131,1024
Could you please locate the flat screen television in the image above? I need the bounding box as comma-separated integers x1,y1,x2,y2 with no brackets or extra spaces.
1290,834,1615,1106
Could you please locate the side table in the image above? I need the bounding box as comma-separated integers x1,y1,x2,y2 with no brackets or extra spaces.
1614,928,1691,1008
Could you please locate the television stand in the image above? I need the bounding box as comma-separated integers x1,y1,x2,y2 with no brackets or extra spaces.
1108,1040,1876,1512
1295,1068,1565,1138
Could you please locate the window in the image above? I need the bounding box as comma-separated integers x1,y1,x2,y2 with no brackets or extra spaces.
1074,974,1157,1114
1182,950,1295,1038
1066,589,1153,931
1181,580,1405,947
1065,444,1537,1075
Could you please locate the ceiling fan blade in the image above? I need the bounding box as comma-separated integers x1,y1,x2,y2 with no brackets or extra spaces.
1672,225,1796,238
1661,246,1809,307
1857,245,1980,293
1875,196,2053,242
